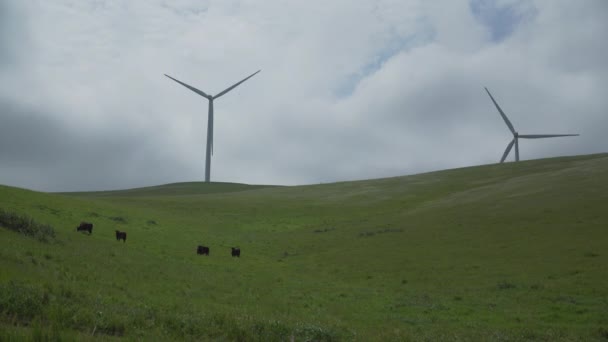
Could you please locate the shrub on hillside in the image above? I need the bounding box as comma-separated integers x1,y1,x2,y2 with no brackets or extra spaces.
0,208,56,242
110,216,127,223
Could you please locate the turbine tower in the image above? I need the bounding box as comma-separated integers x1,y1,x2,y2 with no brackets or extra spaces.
165,70,260,182
485,87,579,163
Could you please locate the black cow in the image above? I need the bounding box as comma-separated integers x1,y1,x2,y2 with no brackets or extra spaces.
115,230,127,242
76,222,93,234
231,247,240,258
197,245,210,256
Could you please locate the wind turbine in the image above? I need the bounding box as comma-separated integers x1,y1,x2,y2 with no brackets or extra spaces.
164,70,260,182
485,87,579,163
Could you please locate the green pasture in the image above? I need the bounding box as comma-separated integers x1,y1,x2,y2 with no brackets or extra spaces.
1,154,607,340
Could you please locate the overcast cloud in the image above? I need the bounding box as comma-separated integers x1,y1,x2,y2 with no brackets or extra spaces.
0,0,606,192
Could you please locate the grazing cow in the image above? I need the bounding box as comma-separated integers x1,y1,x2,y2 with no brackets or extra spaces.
197,245,210,256
76,222,93,234
231,247,241,258
115,230,127,242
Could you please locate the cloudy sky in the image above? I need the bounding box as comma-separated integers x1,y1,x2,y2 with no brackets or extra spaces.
0,0,606,192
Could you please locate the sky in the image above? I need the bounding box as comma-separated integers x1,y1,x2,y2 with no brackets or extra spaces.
0,0,606,192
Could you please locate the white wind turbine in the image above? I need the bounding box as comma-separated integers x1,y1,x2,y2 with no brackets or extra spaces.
485,87,579,163
165,70,260,182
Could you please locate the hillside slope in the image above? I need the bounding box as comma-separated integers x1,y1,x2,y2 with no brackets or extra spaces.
1,154,607,340
59,181,277,197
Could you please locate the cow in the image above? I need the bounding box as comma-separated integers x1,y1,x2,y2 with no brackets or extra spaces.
197,245,210,256
231,247,240,258
76,222,93,234
115,230,127,242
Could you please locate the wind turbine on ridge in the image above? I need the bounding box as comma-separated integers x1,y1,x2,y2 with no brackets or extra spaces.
164,70,260,182
484,87,579,163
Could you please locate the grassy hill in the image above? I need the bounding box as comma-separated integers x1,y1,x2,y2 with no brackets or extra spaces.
1,154,607,341
59,181,278,198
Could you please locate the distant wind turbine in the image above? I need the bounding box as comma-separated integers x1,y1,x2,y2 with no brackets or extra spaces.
485,87,579,163
165,70,261,182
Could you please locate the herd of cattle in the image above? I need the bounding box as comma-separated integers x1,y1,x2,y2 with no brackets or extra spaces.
76,222,241,257
196,245,240,257
76,222,126,242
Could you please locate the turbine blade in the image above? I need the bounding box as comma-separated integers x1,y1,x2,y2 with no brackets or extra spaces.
214,70,261,99
485,87,516,134
500,139,515,163
518,134,579,139
164,74,211,99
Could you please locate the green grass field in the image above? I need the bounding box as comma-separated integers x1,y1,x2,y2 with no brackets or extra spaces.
1,154,607,341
